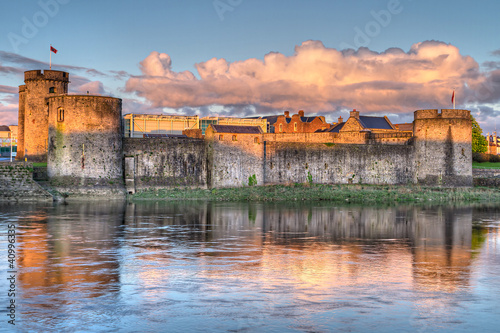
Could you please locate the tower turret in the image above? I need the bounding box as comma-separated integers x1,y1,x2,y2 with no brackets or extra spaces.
17,70,69,162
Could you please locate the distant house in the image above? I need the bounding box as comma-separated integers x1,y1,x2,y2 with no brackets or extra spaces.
205,124,263,145
255,110,329,133
486,133,500,155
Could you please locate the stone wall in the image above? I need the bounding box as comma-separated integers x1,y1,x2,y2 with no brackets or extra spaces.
472,168,500,187
123,138,208,191
47,95,124,197
413,109,472,186
207,135,265,188
0,162,52,201
264,142,414,185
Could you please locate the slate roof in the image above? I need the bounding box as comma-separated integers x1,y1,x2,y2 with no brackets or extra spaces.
358,116,393,130
318,122,345,133
210,125,262,134
300,117,317,123
0,125,10,132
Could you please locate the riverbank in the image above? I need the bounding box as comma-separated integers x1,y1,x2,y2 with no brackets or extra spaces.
129,184,500,203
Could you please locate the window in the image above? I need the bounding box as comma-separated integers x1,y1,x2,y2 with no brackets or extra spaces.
219,134,223,140
49,87,55,93
254,137,259,144
232,135,237,141
279,124,283,132
294,122,297,131
57,108,64,122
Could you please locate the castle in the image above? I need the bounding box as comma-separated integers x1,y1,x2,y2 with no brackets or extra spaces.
16,70,472,196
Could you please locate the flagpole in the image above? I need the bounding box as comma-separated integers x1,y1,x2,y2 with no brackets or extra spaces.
50,44,52,70
453,90,455,109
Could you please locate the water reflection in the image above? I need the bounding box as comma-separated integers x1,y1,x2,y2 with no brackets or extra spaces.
1,201,498,332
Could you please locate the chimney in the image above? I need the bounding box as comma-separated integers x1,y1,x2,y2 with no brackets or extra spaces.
284,111,290,117
338,116,343,123
350,109,359,119
298,110,304,117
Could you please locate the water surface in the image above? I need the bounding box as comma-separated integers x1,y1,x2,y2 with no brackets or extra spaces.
1,201,499,332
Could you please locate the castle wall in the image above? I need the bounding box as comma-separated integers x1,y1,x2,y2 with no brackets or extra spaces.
413,109,472,186
123,138,208,191
47,95,124,195
207,134,265,188
264,142,415,185
20,70,69,162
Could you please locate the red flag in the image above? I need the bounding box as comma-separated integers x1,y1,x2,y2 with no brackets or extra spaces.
451,90,455,104
50,46,58,54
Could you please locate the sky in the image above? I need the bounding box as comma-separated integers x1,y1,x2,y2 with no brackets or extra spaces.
1,0,500,133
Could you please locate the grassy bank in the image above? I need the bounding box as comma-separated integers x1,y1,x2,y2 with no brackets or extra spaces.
130,184,500,203
473,162,500,169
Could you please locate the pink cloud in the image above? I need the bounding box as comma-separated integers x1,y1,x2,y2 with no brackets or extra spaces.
125,40,500,116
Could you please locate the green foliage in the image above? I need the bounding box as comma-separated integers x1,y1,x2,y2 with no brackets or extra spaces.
471,115,488,153
472,152,490,163
307,171,313,185
248,174,257,186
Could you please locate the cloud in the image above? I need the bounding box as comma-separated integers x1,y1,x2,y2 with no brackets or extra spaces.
0,85,18,94
492,49,500,57
75,81,106,95
126,40,500,118
0,103,18,125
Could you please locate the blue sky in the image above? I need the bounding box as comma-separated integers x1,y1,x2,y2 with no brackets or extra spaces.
1,0,500,133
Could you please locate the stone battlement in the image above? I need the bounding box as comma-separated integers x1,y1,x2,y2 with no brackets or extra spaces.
414,109,470,120
24,70,69,82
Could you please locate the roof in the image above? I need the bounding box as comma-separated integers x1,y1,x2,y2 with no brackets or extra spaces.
358,116,393,130
0,125,10,132
300,117,317,123
210,125,262,134
320,122,345,133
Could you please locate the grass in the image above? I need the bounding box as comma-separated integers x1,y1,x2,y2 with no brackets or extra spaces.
32,162,47,167
473,162,500,169
130,183,500,203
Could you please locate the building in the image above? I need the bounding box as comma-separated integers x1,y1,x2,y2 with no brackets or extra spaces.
0,125,17,157
123,114,199,137
200,116,267,135
486,132,500,155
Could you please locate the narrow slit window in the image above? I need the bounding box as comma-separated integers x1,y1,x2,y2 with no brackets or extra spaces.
219,134,223,140
232,135,237,141
294,122,297,131
49,87,55,93
254,137,259,144
279,124,283,132
57,108,64,122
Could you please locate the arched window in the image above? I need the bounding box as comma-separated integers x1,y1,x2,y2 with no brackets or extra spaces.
279,124,283,132
254,137,259,144
219,134,223,140
57,108,64,122
232,135,237,141
294,122,297,131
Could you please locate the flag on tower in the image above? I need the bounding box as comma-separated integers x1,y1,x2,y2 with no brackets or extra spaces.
50,46,58,54
451,90,455,104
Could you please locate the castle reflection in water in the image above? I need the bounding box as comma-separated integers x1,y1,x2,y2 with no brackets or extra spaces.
10,201,495,301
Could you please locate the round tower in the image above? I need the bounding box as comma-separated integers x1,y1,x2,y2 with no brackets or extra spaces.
413,109,472,186
17,70,69,162
47,95,124,195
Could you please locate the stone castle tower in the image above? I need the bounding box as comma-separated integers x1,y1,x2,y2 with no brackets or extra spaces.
18,70,69,162
17,69,124,194
413,109,472,186
47,95,123,188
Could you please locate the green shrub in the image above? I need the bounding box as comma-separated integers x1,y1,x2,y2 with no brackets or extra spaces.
473,152,489,163
248,174,257,186
489,154,500,163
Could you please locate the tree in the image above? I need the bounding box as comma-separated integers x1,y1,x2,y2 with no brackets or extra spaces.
471,115,488,153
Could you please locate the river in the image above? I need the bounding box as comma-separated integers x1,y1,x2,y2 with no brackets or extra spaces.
1,200,499,332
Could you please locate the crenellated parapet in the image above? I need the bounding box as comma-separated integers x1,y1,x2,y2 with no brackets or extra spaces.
24,70,69,83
